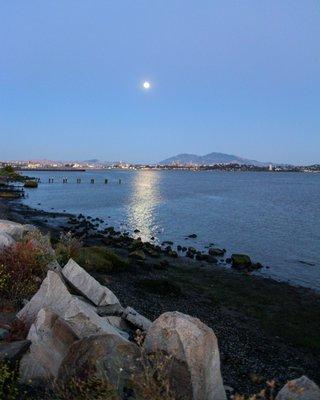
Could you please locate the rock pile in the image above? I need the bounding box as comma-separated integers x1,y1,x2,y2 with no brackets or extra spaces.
14,259,227,399
0,219,318,399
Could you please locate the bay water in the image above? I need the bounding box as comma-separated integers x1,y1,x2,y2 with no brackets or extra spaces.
22,170,320,290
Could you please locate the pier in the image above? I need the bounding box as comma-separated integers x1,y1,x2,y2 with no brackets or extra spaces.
44,178,123,185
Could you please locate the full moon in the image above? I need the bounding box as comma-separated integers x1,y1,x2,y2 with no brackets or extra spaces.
143,81,151,89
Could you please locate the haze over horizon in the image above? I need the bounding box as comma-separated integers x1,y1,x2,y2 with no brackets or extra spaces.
1,1,319,165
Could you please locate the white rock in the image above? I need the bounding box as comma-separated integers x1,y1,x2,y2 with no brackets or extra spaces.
123,306,152,332
17,271,126,339
62,259,119,306
0,232,15,250
144,311,226,400
19,308,78,384
0,220,35,240
276,376,320,400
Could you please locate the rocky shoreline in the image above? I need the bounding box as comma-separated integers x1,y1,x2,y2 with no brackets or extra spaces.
0,199,320,398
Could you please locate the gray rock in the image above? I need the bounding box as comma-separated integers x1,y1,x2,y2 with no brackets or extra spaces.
103,316,131,333
58,334,142,397
208,248,225,257
0,219,35,240
276,376,320,400
144,311,226,400
123,306,152,332
19,308,79,384
97,303,125,317
0,340,31,363
62,259,119,306
17,271,126,339
0,232,15,250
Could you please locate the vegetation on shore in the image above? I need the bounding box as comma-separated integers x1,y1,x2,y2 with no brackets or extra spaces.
0,166,24,183
0,231,53,309
0,166,38,199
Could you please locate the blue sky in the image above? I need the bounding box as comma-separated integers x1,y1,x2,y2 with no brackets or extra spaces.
0,1,319,164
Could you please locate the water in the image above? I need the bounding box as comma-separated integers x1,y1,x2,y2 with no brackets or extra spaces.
22,170,320,290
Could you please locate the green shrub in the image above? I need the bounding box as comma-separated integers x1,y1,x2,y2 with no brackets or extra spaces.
55,232,83,265
74,246,128,272
0,363,20,400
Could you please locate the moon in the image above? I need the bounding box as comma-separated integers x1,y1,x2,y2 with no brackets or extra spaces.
143,81,151,90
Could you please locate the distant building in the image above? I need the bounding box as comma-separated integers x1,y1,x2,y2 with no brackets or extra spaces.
269,164,273,171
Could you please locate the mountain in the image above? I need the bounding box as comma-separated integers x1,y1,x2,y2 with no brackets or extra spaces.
82,159,100,164
159,152,271,166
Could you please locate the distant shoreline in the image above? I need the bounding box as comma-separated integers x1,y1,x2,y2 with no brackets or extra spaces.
17,166,320,173
19,168,86,172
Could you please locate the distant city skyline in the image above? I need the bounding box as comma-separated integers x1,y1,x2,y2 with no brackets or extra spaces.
0,1,319,165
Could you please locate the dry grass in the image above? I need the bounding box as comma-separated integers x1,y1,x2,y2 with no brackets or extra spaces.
0,232,53,309
232,380,277,400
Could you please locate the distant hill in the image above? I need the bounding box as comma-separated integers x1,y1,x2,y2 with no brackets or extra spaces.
83,159,100,164
159,152,271,166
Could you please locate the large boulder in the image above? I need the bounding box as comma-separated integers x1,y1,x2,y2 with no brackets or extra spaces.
17,271,127,339
276,376,320,400
58,334,141,397
144,311,226,400
62,259,119,306
19,308,79,384
0,220,35,240
0,231,15,250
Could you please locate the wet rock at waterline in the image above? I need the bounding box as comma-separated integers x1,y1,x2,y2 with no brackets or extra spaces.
208,248,226,257
231,254,263,272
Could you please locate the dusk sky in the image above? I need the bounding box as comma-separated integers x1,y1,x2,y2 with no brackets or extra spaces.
0,1,319,164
